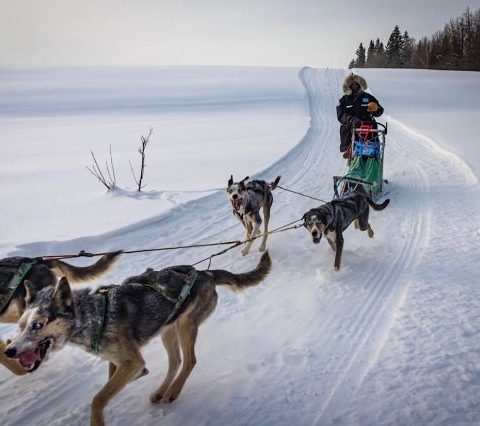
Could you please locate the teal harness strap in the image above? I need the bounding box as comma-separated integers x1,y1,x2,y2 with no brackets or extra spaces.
0,261,34,315
90,271,198,352
92,292,107,353
163,270,199,326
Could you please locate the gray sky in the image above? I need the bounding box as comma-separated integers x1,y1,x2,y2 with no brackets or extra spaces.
1,0,479,68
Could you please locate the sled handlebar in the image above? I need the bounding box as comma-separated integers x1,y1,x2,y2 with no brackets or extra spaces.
353,122,387,135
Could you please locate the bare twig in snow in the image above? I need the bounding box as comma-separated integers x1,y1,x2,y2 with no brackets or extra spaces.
86,147,116,190
130,127,153,191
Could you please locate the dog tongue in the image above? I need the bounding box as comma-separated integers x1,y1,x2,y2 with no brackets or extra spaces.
232,199,242,209
19,352,41,369
313,237,321,244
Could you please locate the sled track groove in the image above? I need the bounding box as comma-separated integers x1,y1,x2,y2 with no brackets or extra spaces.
314,121,432,424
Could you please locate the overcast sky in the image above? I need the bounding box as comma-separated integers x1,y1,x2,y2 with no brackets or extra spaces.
1,0,479,68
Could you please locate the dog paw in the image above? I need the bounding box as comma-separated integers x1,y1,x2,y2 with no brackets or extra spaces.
151,385,180,404
258,245,266,252
150,392,162,404
160,393,177,404
241,248,250,256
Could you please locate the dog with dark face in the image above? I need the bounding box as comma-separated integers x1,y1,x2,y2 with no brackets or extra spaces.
302,193,389,270
5,252,271,426
227,175,281,256
0,251,122,375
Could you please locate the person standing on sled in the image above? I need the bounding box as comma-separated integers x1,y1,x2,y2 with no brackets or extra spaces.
336,74,384,159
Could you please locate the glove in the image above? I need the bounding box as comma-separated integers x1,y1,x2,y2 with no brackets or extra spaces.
367,101,378,112
352,117,362,128
342,145,352,159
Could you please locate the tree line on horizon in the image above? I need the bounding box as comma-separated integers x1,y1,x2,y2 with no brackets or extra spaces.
349,6,480,71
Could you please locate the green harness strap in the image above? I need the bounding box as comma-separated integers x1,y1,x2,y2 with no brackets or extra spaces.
163,270,199,326
92,292,107,353
0,261,34,315
91,270,199,353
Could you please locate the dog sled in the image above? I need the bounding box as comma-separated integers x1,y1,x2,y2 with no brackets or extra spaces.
333,122,387,199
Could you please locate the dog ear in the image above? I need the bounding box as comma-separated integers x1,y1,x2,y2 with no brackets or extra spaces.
301,213,308,225
228,175,233,186
24,279,37,305
242,176,249,183
52,277,74,312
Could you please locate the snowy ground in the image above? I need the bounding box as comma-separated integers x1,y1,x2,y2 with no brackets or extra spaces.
1,66,480,426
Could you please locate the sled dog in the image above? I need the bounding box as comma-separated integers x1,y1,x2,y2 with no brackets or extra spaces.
227,175,281,256
0,251,122,375
302,193,389,270
5,252,271,426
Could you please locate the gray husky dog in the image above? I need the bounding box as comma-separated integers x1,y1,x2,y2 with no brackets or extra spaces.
5,252,271,426
227,175,281,256
0,251,122,375
302,193,389,270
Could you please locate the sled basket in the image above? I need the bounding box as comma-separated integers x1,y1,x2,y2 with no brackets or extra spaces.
353,140,381,158
334,122,388,199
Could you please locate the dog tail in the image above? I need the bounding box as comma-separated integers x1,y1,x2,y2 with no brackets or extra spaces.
269,176,281,190
209,251,271,292
365,196,390,211
43,250,123,283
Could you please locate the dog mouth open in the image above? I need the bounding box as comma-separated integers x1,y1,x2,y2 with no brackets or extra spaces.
18,338,53,372
231,198,243,209
311,232,322,244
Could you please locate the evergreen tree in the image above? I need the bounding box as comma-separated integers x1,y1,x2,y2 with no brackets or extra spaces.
385,25,404,67
346,6,480,71
402,31,415,68
374,38,387,67
354,42,366,67
366,40,376,67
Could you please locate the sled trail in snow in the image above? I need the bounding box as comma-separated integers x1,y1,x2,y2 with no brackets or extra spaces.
305,70,478,424
3,67,480,426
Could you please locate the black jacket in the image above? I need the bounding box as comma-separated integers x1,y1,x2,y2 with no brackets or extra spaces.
336,90,384,152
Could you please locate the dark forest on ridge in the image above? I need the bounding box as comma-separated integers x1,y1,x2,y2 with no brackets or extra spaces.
349,7,480,71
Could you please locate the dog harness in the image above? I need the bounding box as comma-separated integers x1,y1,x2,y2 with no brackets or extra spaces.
90,269,199,353
0,261,35,315
92,292,108,353
162,270,199,325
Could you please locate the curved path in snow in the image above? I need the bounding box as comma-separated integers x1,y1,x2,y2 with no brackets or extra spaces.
3,68,480,426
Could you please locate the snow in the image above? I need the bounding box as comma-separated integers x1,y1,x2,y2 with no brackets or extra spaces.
1,65,480,426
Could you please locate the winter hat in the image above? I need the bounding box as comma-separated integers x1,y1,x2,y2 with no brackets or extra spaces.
342,74,368,95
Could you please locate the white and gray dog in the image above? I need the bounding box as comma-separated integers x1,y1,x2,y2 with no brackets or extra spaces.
227,175,281,256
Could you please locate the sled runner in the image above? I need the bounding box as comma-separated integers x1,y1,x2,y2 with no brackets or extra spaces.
333,122,388,199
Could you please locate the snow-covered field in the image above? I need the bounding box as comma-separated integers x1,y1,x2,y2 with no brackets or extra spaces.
1,66,480,426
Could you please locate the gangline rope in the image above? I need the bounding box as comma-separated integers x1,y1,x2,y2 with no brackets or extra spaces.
40,218,305,268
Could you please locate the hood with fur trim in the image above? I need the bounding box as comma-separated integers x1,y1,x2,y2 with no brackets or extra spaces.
342,74,368,95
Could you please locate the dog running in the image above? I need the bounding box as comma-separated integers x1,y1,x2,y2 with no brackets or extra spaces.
227,175,281,256
302,192,389,270
0,251,122,375
5,251,271,426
